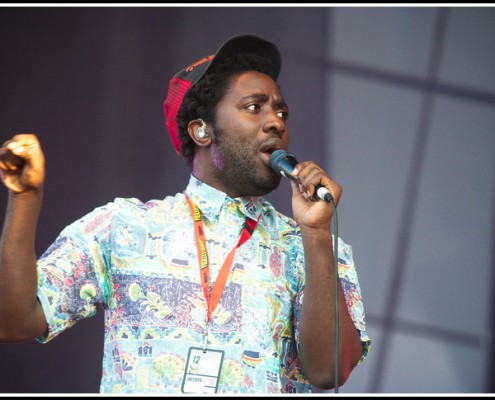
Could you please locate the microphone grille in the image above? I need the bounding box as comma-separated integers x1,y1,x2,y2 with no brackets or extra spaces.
269,149,294,169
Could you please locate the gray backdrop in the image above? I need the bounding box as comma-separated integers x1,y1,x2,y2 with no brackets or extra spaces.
0,6,493,394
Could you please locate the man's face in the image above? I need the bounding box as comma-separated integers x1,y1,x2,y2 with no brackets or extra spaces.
209,70,290,198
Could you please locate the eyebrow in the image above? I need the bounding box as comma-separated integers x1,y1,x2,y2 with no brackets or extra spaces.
240,93,289,110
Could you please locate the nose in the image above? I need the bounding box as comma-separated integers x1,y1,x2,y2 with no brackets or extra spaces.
263,110,286,137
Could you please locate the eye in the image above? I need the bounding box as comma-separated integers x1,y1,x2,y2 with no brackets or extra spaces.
277,110,289,120
246,103,260,111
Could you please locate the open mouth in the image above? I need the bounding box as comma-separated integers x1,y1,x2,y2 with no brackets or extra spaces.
259,142,282,168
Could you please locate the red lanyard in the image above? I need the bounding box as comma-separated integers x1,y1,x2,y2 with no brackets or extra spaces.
185,195,259,322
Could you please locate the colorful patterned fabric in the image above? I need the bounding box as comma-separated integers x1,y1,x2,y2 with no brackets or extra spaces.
36,175,370,393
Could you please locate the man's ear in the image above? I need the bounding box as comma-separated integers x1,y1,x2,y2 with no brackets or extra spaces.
188,119,211,147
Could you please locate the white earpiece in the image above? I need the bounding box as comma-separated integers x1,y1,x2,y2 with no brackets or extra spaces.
197,119,209,139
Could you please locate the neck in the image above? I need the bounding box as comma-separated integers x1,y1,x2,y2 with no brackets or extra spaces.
192,156,242,199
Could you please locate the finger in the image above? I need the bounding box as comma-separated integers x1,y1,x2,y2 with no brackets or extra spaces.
293,162,325,196
3,135,43,172
6,133,38,149
0,147,25,170
305,171,328,199
290,179,311,201
7,141,36,160
289,178,302,197
295,162,343,204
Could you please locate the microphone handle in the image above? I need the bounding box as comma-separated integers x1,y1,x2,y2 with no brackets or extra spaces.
316,186,334,203
280,169,333,203
272,150,334,203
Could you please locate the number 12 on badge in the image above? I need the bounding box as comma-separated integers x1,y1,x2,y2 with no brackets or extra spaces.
181,347,225,393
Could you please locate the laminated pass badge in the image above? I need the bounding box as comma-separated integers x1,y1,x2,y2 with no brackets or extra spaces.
181,347,225,393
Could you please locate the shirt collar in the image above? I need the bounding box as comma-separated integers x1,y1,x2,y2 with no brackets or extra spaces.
184,174,263,222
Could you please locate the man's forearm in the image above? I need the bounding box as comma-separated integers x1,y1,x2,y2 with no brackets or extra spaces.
298,228,362,389
0,190,47,342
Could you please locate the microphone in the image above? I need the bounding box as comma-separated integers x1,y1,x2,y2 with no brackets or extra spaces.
269,149,334,203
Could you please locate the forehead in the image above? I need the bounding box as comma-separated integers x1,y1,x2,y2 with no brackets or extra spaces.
224,70,284,100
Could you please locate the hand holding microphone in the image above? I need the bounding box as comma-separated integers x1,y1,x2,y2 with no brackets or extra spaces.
269,149,335,203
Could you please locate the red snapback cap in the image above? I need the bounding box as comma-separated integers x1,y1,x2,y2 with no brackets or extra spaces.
163,34,282,155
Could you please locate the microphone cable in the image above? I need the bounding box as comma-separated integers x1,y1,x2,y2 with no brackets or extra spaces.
329,197,339,393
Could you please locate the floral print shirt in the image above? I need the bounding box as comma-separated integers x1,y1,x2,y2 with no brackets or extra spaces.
36,175,370,393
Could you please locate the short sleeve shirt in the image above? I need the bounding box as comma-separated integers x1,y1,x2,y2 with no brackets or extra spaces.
36,175,370,393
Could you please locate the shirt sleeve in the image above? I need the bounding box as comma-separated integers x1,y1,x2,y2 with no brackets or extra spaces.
36,202,114,343
293,235,371,364
335,237,371,363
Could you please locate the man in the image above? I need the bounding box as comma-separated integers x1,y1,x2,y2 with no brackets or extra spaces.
0,33,370,393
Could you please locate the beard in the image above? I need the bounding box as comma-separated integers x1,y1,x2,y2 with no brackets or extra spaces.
210,125,281,198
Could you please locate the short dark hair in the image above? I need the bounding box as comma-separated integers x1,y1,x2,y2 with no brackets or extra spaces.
176,53,277,166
